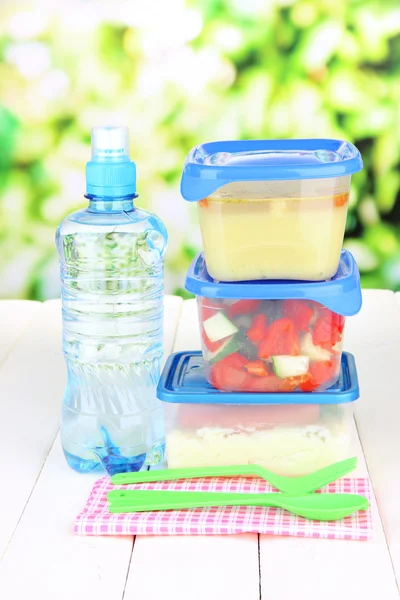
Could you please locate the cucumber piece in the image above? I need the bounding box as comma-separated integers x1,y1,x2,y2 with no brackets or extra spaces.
235,328,259,360
300,333,331,361
240,341,259,361
203,311,238,343
272,355,310,379
208,336,241,365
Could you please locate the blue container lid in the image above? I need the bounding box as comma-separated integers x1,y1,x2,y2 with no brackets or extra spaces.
181,139,363,202
185,250,361,317
157,351,359,405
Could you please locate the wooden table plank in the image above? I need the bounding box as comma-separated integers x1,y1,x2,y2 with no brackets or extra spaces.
0,300,64,558
125,298,260,600
259,424,399,599
259,290,400,598
0,300,41,366
125,535,260,600
348,291,400,591
0,295,183,600
0,437,133,600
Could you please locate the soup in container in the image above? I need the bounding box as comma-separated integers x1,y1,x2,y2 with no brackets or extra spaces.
158,351,359,477
181,139,363,281
185,250,361,393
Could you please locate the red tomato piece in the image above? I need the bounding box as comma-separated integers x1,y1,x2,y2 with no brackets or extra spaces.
332,312,345,334
309,359,338,386
258,318,300,358
312,311,334,347
226,299,261,317
299,378,320,392
282,300,314,332
312,308,344,349
246,314,269,345
244,359,269,377
210,354,250,391
245,375,288,392
283,372,314,392
223,352,248,369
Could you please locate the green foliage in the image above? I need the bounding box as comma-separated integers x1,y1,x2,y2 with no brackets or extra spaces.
0,0,399,298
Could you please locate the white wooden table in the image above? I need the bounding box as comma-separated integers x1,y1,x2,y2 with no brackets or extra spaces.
0,292,399,599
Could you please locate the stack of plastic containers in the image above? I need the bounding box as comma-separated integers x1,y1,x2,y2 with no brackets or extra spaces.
158,140,363,476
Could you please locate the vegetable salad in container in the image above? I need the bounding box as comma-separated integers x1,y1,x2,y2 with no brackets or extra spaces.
157,351,359,476
181,139,363,282
185,250,362,393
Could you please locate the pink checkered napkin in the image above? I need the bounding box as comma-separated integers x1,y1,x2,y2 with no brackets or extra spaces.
74,476,372,541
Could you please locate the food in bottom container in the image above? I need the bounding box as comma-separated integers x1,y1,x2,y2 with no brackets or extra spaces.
166,403,352,476
158,351,359,478
200,297,344,392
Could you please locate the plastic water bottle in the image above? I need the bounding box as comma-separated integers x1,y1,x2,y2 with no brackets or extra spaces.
56,126,168,475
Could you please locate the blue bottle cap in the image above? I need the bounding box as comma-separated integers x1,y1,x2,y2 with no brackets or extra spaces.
181,139,363,202
157,351,359,405
86,126,136,197
185,250,362,317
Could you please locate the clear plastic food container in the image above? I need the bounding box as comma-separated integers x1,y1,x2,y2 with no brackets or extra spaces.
158,351,359,476
181,139,363,281
185,250,361,393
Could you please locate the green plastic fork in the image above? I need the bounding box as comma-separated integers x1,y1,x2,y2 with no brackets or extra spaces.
111,457,357,495
107,489,368,521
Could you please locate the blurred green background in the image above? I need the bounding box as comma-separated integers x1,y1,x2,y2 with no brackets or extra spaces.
0,0,400,300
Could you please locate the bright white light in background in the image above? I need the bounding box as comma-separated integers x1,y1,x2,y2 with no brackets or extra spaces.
274,0,298,6
136,64,165,98
140,9,203,55
59,169,86,203
231,0,274,16
214,26,244,52
51,3,104,32
53,1,203,52
5,42,51,79
302,22,342,69
102,0,197,29
152,187,190,232
38,70,69,100
291,86,320,117
7,10,49,39
159,48,235,95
